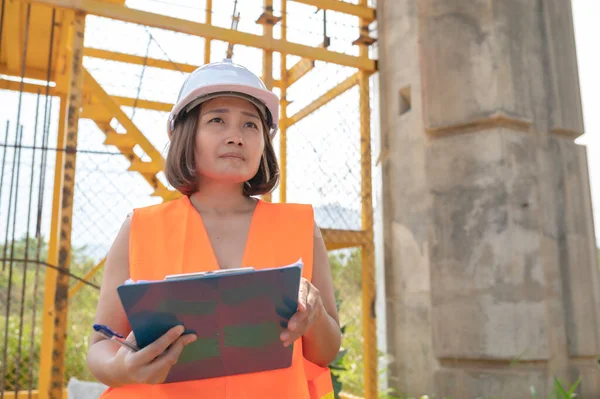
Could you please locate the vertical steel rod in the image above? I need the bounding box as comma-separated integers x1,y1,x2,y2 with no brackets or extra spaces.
27,90,43,398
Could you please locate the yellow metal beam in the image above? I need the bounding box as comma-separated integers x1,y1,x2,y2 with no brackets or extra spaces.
82,95,172,121
83,47,198,73
112,95,173,112
340,393,364,399
35,8,74,383
67,258,105,300
128,158,161,174
284,40,333,88
92,118,179,201
82,48,308,88
279,0,287,204
29,0,377,71
1,76,172,115
287,57,314,87
261,0,275,90
79,104,111,121
358,1,376,397
260,0,275,203
2,390,67,399
321,229,369,251
37,92,67,399
291,0,375,22
81,48,318,90
54,9,74,92
83,68,165,166
0,64,51,82
49,11,86,399
5,0,23,73
204,0,212,64
80,49,315,90
103,129,137,148
46,259,106,314
0,78,58,96
286,72,362,127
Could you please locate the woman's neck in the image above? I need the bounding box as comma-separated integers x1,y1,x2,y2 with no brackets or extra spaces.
189,179,255,215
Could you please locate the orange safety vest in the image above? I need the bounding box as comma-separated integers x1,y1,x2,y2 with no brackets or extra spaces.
99,195,335,399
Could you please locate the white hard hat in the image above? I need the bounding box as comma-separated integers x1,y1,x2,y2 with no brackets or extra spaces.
167,59,279,138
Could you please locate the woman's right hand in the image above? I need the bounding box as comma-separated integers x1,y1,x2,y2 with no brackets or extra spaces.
111,325,197,385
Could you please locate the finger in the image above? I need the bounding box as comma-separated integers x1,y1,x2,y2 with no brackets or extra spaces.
298,279,308,299
297,301,307,312
118,330,139,353
118,330,136,346
146,333,197,381
281,330,302,347
135,325,185,365
304,284,321,315
281,313,308,344
298,281,309,312
287,310,309,331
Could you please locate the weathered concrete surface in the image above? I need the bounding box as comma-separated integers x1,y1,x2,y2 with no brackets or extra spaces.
428,130,548,362
377,0,600,397
378,0,438,395
435,368,548,399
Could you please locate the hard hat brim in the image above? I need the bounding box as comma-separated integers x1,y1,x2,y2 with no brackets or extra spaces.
168,83,280,138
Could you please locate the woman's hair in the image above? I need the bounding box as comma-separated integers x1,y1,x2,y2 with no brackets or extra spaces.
164,101,279,197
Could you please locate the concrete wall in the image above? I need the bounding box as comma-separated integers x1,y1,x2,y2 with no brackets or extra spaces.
377,0,600,397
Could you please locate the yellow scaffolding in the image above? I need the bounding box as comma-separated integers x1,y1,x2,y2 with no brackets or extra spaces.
0,0,379,398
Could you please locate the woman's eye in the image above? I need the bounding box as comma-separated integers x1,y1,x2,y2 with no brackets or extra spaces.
245,122,258,129
209,117,224,124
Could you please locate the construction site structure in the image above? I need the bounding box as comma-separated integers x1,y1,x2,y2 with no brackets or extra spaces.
1,0,379,398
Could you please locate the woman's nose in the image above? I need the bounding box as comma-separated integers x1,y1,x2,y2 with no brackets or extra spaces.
226,135,244,146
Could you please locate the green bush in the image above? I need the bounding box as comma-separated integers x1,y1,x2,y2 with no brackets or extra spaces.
0,236,103,390
0,316,41,391
328,249,400,399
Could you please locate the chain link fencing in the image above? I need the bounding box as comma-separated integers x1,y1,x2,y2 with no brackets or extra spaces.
0,0,384,396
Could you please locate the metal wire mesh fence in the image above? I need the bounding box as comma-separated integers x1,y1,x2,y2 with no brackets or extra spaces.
0,87,59,395
63,116,164,383
0,85,161,392
283,60,384,396
0,0,382,396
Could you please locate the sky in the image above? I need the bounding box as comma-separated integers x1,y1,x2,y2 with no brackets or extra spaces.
572,0,600,244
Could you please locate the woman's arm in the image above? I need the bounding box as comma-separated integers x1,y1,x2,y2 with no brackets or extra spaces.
86,215,196,387
300,223,342,366
86,215,134,385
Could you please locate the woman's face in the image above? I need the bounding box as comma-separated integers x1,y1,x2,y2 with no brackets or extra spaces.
194,96,266,185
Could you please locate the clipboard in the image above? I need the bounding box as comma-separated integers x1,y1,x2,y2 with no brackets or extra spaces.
116,260,303,383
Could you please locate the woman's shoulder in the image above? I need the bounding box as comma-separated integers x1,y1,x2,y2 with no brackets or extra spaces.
259,199,314,213
258,200,315,226
130,196,188,220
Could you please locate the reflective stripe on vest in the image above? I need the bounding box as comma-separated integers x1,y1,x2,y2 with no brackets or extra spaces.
99,196,334,399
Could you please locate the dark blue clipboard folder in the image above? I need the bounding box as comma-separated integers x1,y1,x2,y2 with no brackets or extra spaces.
116,260,303,384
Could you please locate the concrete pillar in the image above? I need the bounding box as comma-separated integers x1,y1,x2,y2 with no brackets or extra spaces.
377,1,600,397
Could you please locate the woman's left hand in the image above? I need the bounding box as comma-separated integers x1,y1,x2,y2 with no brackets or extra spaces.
280,277,324,347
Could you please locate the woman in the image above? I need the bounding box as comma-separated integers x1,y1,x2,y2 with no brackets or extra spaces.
86,59,341,399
